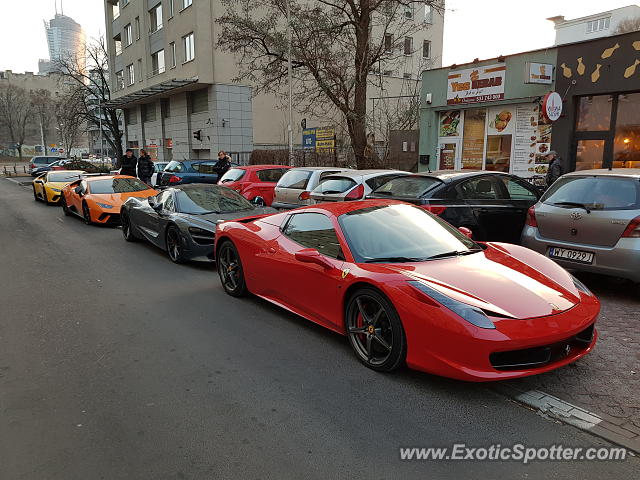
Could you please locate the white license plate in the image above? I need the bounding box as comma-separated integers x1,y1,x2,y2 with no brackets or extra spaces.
548,247,594,264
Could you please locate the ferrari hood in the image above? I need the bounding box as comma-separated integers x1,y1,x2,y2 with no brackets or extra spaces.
387,248,580,319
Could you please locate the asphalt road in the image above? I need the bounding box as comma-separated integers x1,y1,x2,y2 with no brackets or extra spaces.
0,178,638,479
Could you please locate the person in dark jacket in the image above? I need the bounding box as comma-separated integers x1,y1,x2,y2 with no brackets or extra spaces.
137,149,154,185
545,151,563,188
213,150,232,178
120,149,137,177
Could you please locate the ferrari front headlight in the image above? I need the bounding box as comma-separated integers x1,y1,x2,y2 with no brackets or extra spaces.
408,280,496,329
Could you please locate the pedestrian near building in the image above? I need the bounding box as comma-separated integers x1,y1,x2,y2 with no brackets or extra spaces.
120,149,137,177
213,150,232,178
137,149,154,185
545,151,563,188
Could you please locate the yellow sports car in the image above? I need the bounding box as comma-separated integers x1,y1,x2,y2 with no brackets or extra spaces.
33,170,85,205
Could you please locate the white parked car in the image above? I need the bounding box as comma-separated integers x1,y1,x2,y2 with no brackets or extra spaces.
272,166,353,209
310,169,410,203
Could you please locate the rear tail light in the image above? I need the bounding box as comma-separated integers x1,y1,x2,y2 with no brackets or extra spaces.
621,216,640,238
168,175,182,183
345,184,365,201
418,204,447,215
525,206,538,227
298,191,311,201
31,163,36,169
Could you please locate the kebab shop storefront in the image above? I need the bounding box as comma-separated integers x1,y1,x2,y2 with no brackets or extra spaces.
419,49,559,180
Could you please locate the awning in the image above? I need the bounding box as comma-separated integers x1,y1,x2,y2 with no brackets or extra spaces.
104,78,199,108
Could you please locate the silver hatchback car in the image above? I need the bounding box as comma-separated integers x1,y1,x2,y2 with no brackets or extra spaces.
521,169,640,282
272,166,352,210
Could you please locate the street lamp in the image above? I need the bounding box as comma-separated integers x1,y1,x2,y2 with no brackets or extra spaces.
286,0,293,165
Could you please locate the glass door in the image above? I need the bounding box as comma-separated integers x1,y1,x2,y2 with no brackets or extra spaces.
575,139,605,171
438,139,461,170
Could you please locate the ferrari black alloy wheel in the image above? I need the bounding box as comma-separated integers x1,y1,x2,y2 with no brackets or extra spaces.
166,226,185,263
345,287,407,372
217,241,247,297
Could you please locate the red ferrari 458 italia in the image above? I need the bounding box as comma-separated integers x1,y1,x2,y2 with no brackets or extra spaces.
215,200,599,381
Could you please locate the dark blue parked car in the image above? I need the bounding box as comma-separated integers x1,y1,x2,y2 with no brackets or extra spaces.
158,160,226,186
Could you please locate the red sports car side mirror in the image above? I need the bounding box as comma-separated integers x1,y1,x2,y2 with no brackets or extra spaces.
458,226,473,239
295,248,333,269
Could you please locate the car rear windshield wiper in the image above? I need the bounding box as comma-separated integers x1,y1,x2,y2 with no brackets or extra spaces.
552,201,591,213
426,249,483,260
319,190,344,194
371,191,393,195
363,256,425,263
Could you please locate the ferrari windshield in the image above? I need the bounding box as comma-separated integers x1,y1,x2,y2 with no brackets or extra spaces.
338,204,480,263
175,186,254,214
48,172,83,182
89,178,151,194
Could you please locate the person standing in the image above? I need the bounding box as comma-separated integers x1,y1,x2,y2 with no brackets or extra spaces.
137,149,154,185
120,149,137,177
545,151,563,188
213,150,232,178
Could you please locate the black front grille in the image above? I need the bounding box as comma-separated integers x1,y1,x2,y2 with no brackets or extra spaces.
490,324,595,371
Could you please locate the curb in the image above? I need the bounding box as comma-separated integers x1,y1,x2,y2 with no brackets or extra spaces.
494,384,640,454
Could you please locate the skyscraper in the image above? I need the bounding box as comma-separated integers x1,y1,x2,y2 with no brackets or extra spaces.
38,13,86,75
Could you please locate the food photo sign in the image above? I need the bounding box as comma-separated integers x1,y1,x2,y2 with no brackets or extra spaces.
447,64,507,105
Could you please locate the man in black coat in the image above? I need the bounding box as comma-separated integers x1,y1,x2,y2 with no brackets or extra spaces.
120,149,137,177
545,151,563,188
213,150,232,178
137,149,154,185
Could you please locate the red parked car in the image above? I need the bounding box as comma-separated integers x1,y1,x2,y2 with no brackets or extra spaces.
215,200,600,381
218,165,292,206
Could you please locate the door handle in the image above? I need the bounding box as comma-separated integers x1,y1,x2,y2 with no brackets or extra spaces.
478,208,489,213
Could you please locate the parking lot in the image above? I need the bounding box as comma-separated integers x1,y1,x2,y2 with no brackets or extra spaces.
1,177,639,479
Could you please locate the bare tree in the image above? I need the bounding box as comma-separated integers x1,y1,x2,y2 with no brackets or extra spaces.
216,0,444,168
30,89,56,151
0,84,34,161
614,17,640,34
55,37,124,166
54,89,85,156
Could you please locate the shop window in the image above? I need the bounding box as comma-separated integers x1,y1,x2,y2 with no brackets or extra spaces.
575,139,605,171
485,135,511,172
461,109,486,169
613,92,640,168
576,95,612,131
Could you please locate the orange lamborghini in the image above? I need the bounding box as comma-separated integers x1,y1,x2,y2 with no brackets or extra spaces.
61,175,158,225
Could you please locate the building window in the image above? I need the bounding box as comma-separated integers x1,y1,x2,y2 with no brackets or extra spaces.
142,103,157,123
115,70,124,91
114,33,122,56
576,95,613,131
384,34,393,53
150,4,163,33
169,42,177,68
422,40,431,59
151,49,165,76
424,4,433,23
182,0,193,9
112,2,120,19
137,58,142,82
404,37,413,55
168,0,174,18
125,107,137,125
183,32,195,62
404,4,413,19
124,24,132,46
586,17,610,33
126,64,135,86
190,88,208,113
135,17,140,40
122,0,129,6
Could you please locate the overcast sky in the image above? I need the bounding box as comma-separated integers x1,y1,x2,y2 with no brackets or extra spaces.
0,0,638,72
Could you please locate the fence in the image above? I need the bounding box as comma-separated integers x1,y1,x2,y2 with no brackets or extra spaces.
2,164,28,176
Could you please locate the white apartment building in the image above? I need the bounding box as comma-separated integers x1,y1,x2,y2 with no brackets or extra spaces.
104,0,444,162
547,5,640,45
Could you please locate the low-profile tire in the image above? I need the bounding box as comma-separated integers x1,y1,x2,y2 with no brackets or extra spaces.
217,240,247,297
345,287,407,372
121,212,137,242
166,225,186,263
82,202,92,225
42,189,51,206
33,186,39,201
61,195,71,216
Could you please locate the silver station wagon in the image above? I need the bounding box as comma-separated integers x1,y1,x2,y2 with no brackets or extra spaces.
521,169,640,282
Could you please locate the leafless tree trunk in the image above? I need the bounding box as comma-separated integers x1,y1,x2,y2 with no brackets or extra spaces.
30,89,56,152
0,84,34,161
54,90,85,156
217,0,443,169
